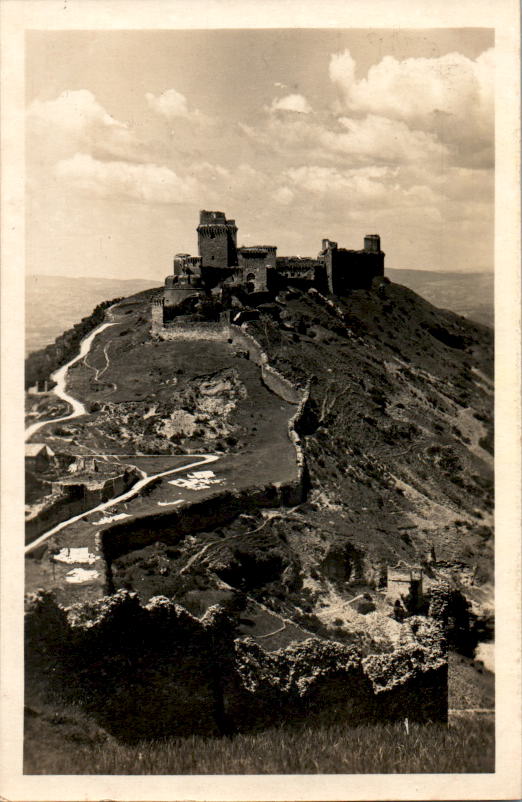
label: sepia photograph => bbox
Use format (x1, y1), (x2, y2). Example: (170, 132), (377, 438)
(1, 1), (520, 800)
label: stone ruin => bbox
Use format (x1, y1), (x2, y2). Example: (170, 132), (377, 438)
(25, 589), (447, 741)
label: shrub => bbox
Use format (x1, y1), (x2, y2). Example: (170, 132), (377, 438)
(355, 600), (376, 615)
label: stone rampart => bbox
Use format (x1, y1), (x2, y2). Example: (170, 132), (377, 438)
(99, 476), (305, 567)
(228, 325), (303, 405)
(25, 591), (448, 740)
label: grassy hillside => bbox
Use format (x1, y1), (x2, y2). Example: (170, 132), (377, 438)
(24, 709), (494, 774)
(24, 278), (494, 773)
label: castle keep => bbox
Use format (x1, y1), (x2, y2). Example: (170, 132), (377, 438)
(155, 210), (385, 329)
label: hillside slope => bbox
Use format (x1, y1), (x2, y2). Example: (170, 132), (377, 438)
(24, 278), (494, 760)
(386, 269), (493, 328)
(249, 281), (493, 582)
(63, 280), (493, 643)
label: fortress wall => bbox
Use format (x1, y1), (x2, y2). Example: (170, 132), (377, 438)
(99, 476), (305, 566)
(155, 322), (230, 342)
(227, 325), (303, 405)
(25, 470), (141, 546)
(25, 591), (448, 739)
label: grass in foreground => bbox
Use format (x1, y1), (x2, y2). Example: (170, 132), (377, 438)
(24, 713), (494, 775)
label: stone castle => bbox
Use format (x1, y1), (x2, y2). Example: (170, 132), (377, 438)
(153, 210), (385, 329)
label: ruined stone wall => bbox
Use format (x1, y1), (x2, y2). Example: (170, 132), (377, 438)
(227, 325), (304, 405)
(287, 380), (311, 488)
(25, 592), (448, 740)
(151, 301), (164, 334)
(25, 469), (141, 545)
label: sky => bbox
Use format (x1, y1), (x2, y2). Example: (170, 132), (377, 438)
(25, 28), (494, 281)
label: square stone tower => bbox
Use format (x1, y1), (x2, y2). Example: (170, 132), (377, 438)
(197, 210), (238, 268)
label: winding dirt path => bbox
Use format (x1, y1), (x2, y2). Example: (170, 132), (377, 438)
(25, 453), (219, 555)
(25, 321), (118, 442)
(25, 309), (220, 555)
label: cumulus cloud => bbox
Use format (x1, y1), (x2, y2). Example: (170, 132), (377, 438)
(55, 153), (202, 204)
(145, 88), (211, 125)
(269, 94), (312, 114)
(146, 88), (189, 118)
(330, 48), (493, 123)
(29, 89), (123, 133)
(319, 114), (447, 165)
(27, 89), (141, 162)
(283, 164), (441, 210)
(249, 110), (446, 170)
(329, 47), (494, 166)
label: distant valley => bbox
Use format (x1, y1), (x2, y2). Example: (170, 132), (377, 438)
(387, 269), (493, 328)
(25, 275), (161, 355)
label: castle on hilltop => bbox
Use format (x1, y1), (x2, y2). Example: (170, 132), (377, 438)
(153, 210), (385, 330)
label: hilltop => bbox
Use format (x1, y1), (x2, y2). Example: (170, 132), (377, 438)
(24, 277), (493, 763)
(26, 278), (493, 626)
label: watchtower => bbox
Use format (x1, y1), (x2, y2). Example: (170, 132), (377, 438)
(197, 210), (238, 268)
(364, 234), (381, 253)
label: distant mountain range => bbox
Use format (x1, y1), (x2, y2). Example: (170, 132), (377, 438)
(25, 270), (492, 356)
